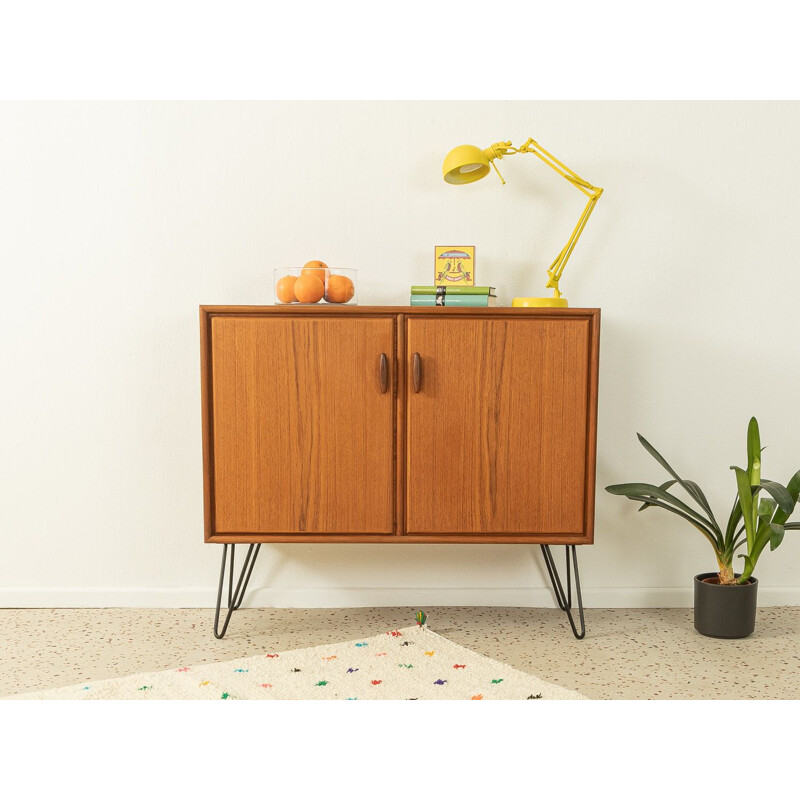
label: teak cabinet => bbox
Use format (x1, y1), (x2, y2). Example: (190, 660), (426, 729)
(200, 306), (600, 546)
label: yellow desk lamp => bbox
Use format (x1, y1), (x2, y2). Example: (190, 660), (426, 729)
(442, 138), (603, 307)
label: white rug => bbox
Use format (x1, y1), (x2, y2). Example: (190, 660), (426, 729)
(6, 625), (586, 700)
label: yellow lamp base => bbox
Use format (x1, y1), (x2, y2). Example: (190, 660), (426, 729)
(512, 296), (569, 308)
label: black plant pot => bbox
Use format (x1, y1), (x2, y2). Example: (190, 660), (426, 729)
(693, 572), (758, 639)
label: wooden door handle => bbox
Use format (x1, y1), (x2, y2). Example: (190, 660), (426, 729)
(379, 353), (389, 394)
(412, 352), (422, 393)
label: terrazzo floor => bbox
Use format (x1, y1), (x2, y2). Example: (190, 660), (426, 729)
(3, 606), (800, 699)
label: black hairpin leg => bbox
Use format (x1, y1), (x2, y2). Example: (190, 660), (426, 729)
(213, 543), (261, 639)
(540, 544), (586, 640)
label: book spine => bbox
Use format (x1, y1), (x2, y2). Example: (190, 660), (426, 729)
(409, 295), (493, 306)
(410, 286), (495, 295)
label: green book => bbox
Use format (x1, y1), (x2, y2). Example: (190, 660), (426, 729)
(411, 285), (496, 296)
(409, 294), (497, 307)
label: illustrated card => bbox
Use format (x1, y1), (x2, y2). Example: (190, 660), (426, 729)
(434, 246), (475, 286)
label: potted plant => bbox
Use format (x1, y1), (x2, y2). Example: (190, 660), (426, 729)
(606, 417), (800, 638)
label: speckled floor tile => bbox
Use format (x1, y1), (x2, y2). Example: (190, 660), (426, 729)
(2, 606), (799, 699)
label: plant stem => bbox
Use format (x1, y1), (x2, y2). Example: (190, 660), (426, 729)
(717, 560), (736, 585)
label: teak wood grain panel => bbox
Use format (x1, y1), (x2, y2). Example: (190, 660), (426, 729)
(405, 317), (591, 535)
(209, 315), (395, 534)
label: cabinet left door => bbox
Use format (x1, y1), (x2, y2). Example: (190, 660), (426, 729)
(205, 314), (396, 535)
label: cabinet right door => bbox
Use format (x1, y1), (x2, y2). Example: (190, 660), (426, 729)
(405, 316), (595, 536)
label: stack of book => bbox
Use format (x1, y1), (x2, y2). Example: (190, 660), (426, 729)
(410, 285), (497, 306)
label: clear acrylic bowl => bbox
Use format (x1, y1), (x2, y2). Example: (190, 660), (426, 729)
(273, 267), (358, 305)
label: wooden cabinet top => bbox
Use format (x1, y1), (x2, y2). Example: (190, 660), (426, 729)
(201, 305), (599, 317)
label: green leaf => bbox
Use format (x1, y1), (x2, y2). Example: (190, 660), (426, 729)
(724, 495), (744, 549)
(724, 479), (791, 549)
(606, 482), (717, 530)
(741, 521), (785, 579)
(638, 479), (677, 511)
(636, 434), (720, 528)
(605, 491), (722, 551)
(732, 466), (756, 551)
(758, 497), (777, 522)
(773, 469), (800, 525)
(724, 523), (748, 560)
(788, 469), (800, 501)
(747, 417), (761, 486)
(683, 480), (719, 528)
(770, 523), (785, 551)
(759, 480), (794, 515)
(738, 554), (756, 583)
(750, 520), (774, 563)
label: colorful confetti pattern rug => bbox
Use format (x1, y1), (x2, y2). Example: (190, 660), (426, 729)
(5, 626), (586, 701)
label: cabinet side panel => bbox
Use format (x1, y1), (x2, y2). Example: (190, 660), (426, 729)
(582, 309), (600, 543)
(210, 316), (395, 534)
(200, 308), (215, 540)
(406, 317), (590, 535)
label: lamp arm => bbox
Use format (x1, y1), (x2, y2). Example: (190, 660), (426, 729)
(485, 138), (603, 299)
(516, 138), (602, 198)
(545, 190), (602, 297)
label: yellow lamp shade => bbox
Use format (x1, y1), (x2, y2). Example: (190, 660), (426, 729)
(442, 144), (491, 184)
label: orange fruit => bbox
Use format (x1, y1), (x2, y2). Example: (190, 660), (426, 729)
(294, 274), (325, 303)
(301, 260), (329, 283)
(325, 274), (354, 304)
(275, 275), (298, 303)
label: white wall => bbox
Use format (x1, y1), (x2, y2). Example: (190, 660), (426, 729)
(2, 101), (799, 608)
